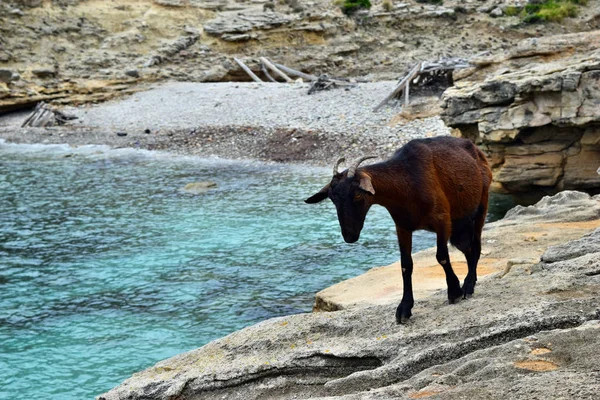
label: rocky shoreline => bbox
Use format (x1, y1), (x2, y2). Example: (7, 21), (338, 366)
(0, 81), (450, 164)
(99, 191), (600, 400)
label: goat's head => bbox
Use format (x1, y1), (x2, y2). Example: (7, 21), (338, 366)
(305, 156), (377, 243)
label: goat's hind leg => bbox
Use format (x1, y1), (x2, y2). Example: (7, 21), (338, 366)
(470, 204), (487, 290)
(436, 224), (463, 304)
(451, 216), (476, 298)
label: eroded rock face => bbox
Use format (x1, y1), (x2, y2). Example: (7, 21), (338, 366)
(441, 31), (600, 197)
(98, 192), (600, 400)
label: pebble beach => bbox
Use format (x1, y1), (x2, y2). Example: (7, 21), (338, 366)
(0, 81), (450, 165)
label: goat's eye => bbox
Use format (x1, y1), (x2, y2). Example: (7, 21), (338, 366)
(354, 192), (362, 201)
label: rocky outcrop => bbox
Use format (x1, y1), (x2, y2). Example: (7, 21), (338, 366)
(99, 191), (600, 400)
(441, 31), (600, 197)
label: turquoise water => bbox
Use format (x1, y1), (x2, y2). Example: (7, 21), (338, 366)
(0, 142), (512, 399)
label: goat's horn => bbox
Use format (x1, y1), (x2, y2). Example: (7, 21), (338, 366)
(333, 157), (345, 176)
(347, 155), (377, 178)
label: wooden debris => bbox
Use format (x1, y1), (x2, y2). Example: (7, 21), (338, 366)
(234, 57), (263, 83)
(261, 61), (277, 83)
(373, 62), (421, 112)
(308, 74), (356, 95)
(373, 58), (472, 112)
(21, 102), (78, 128)
(274, 63), (318, 81)
(259, 57), (293, 83)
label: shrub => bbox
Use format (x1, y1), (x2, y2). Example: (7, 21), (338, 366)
(522, 0), (584, 23)
(339, 0), (372, 15)
(382, 0), (393, 12)
(537, 2), (577, 21)
(504, 6), (521, 16)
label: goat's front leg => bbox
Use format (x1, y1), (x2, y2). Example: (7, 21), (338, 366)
(436, 225), (463, 304)
(395, 227), (414, 324)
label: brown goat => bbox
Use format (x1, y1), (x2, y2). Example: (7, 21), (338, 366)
(305, 137), (492, 323)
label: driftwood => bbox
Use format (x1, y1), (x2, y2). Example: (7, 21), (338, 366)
(373, 62), (421, 112)
(21, 102), (77, 128)
(261, 62), (277, 83)
(259, 57), (293, 83)
(234, 57), (263, 83)
(373, 58), (472, 112)
(274, 63), (317, 81)
(307, 74), (356, 95)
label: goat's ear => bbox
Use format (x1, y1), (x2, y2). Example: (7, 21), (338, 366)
(358, 173), (375, 195)
(305, 184), (330, 204)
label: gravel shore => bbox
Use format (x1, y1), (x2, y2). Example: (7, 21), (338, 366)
(0, 82), (450, 165)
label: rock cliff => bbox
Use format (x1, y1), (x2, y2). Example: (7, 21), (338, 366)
(99, 191), (600, 400)
(1, 0), (599, 112)
(441, 31), (600, 198)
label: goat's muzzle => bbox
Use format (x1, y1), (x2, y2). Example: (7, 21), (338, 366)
(342, 231), (360, 244)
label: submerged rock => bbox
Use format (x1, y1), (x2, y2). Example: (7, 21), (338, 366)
(181, 181), (217, 194)
(98, 191), (600, 400)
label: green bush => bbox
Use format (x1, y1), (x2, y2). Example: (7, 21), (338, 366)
(382, 0), (393, 12)
(504, 6), (521, 16)
(537, 2), (577, 21)
(339, 0), (372, 15)
(521, 0), (584, 23)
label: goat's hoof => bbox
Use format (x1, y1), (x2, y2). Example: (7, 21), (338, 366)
(448, 286), (463, 304)
(395, 304), (412, 324)
(462, 283), (475, 299)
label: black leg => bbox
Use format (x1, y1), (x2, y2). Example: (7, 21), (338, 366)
(451, 218), (476, 299)
(395, 227), (414, 324)
(436, 231), (462, 304)
(463, 205), (486, 297)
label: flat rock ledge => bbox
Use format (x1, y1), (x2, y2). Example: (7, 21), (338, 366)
(314, 191), (600, 312)
(441, 31), (600, 197)
(99, 191), (600, 400)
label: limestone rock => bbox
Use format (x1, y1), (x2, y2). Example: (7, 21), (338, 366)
(154, 0), (186, 6)
(489, 7), (503, 17)
(0, 69), (14, 83)
(32, 66), (57, 78)
(442, 31), (600, 196)
(204, 12), (292, 35)
(98, 192), (600, 400)
(503, 191), (600, 223)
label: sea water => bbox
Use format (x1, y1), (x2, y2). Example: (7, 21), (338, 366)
(0, 142), (513, 399)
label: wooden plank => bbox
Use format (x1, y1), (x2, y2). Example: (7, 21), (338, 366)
(274, 63), (317, 81)
(234, 57), (263, 83)
(260, 57), (293, 83)
(373, 62), (421, 112)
